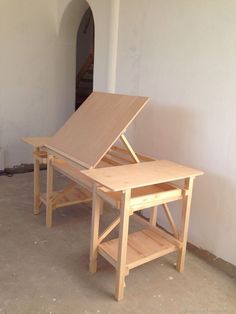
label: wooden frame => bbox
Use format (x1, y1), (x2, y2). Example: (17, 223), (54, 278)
(22, 93), (204, 302)
(22, 91), (151, 227)
(82, 160), (203, 301)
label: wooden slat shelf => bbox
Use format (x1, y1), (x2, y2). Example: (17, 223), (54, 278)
(99, 228), (177, 270)
(110, 145), (155, 162)
(40, 186), (91, 209)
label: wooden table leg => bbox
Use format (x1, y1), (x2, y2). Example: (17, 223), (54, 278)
(90, 183), (102, 274)
(176, 177), (194, 272)
(46, 155), (54, 228)
(150, 205), (158, 226)
(100, 199), (104, 215)
(33, 150), (41, 215)
(115, 189), (131, 301)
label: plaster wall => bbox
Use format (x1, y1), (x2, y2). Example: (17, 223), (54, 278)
(116, 0), (236, 265)
(87, 0), (112, 92)
(0, 0), (111, 167)
(1, 0), (235, 266)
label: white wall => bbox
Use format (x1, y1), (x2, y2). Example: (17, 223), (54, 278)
(0, 1), (59, 166)
(88, 0), (112, 92)
(0, 0), (111, 167)
(1, 0), (235, 266)
(116, 0), (236, 265)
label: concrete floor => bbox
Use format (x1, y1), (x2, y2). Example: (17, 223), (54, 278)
(0, 171), (236, 314)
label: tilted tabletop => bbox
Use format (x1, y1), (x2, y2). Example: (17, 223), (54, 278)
(22, 137), (51, 148)
(45, 92), (149, 169)
(81, 160), (204, 192)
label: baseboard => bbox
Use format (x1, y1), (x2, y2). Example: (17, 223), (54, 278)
(1, 163), (46, 176)
(187, 242), (236, 280)
(138, 212), (236, 280)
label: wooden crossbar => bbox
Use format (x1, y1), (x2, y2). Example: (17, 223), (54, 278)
(120, 135), (140, 163)
(162, 203), (179, 239)
(98, 217), (120, 244)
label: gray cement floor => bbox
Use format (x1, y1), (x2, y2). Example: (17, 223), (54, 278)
(0, 171), (236, 314)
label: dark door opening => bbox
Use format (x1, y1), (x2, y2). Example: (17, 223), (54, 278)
(75, 8), (94, 110)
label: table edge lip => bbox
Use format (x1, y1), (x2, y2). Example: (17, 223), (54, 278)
(81, 160), (204, 192)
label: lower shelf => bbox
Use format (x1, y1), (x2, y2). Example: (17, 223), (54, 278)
(40, 186), (91, 209)
(99, 228), (177, 270)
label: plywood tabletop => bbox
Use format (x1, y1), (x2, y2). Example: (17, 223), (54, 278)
(22, 137), (51, 148)
(45, 92), (149, 169)
(81, 160), (204, 191)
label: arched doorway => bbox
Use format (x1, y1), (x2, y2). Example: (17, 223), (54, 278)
(75, 8), (94, 110)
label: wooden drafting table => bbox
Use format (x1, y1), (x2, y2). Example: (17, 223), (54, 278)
(82, 160), (203, 301)
(22, 92), (151, 227)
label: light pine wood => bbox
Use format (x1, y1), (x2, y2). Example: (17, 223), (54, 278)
(33, 150), (47, 164)
(97, 183), (182, 212)
(99, 228), (177, 270)
(115, 189), (131, 301)
(53, 159), (91, 189)
(23, 135), (149, 227)
(98, 217), (120, 244)
(21, 93), (202, 305)
(40, 185), (91, 209)
(89, 184), (102, 274)
(107, 150), (135, 164)
(120, 134), (140, 163)
(110, 145), (155, 162)
(177, 177), (194, 272)
(129, 186), (182, 212)
(162, 203), (179, 239)
(44, 145), (90, 170)
(133, 214), (182, 248)
(103, 150), (135, 165)
(21, 92), (150, 228)
(51, 182), (76, 202)
(150, 206), (158, 226)
(105, 145), (155, 166)
(22, 138), (48, 216)
(46, 155), (54, 228)
(22, 137), (51, 148)
(99, 199), (104, 215)
(41, 145), (155, 223)
(86, 159), (203, 301)
(101, 156), (123, 167)
(45, 92), (149, 169)
(82, 160), (203, 192)
(98, 247), (117, 269)
(34, 148), (41, 214)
